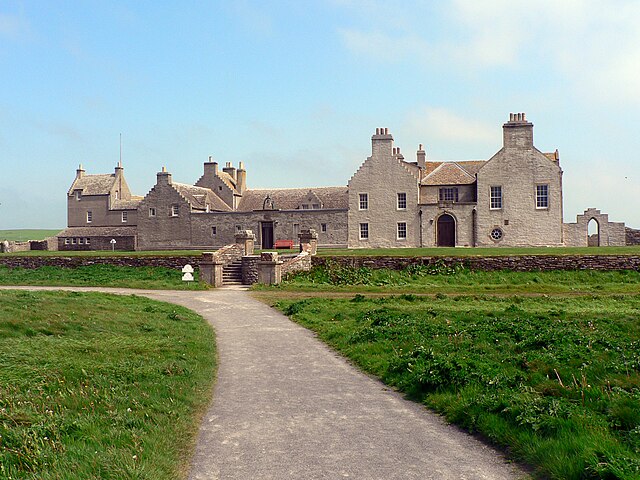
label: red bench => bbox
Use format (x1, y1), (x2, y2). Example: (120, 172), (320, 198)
(274, 239), (294, 249)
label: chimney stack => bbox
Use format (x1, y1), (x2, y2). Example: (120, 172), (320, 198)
(371, 127), (393, 158)
(236, 161), (247, 194)
(416, 144), (426, 170)
(157, 166), (172, 185)
(223, 161), (237, 182)
(503, 112), (533, 149)
(76, 164), (85, 179)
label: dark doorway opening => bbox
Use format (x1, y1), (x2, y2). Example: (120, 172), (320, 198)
(437, 214), (455, 247)
(261, 221), (274, 249)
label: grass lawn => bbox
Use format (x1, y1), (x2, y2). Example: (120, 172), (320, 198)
(254, 263), (640, 295)
(0, 290), (216, 479)
(270, 293), (640, 479)
(0, 265), (208, 290)
(316, 245), (640, 257)
(0, 230), (62, 242)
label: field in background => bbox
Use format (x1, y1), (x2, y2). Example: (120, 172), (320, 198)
(0, 229), (61, 241)
(0, 290), (216, 479)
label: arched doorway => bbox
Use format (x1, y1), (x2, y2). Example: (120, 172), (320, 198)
(587, 218), (599, 247)
(437, 214), (456, 247)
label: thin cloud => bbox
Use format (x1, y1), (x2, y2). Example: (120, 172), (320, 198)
(405, 107), (495, 145)
(0, 12), (29, 39)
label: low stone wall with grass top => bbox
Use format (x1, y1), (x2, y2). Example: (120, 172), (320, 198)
(312, 255), (640, 271)
(0, 255), (202, 270)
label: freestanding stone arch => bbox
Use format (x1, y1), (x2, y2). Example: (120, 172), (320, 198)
(563, 208), (625, 247)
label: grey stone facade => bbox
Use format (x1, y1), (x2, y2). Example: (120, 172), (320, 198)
(61, 113), (626, 250)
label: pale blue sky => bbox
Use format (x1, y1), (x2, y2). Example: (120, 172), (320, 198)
(1, 0), (639, 229)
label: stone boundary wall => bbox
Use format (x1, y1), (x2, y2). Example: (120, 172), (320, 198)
(0, 255), (202, 270)
(281, 252), (312, 277)
(627, 227), (640, 246)
(312, 255), (640, 271)
(2, 253), (640, 272)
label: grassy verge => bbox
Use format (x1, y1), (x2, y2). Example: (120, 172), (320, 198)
(316, 246), (640, 256)
(2, 250), (205, 257)
(271, 293), (640, 479)
(0, 290), (216, 479)
(0, 265), (208, 290)
(0, 229), (61, 241)
(253, 264), (640, 295)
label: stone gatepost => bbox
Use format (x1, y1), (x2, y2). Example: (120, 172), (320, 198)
(258, 252), (282, 285)
(200, 252), (224, 287)
(298, 228), (318, 255)
(235, 229), (256, 255)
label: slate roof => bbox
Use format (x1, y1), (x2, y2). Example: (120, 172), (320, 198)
(421, 161), (486, 186)
(237, 187), (349, 211)
(68, 174), (116, 196)
(172, 183), (232, 212)
(112, 196), (143, 210)
(217, 171), (237, 190)
(58, 226), (137, 237)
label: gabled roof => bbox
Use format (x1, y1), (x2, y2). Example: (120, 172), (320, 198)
(172, 182), (232, 212)
(68, 174), (116, 196)
(421, 161), (485, 186)
(236, 187), (348, 211)
(217, 171), (237, 191)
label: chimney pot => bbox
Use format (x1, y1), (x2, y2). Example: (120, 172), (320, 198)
(384, 128), (388, 135)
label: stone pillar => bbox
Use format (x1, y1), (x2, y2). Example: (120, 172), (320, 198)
(298, 228), (318, 255)
(200, 252), (224, 287)
(235, 229), (256, 255)
(258, 252), (282, 285)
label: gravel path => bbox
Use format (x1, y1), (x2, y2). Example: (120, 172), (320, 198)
(1, 286), (528, 479)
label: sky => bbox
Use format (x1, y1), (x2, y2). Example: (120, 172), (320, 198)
(1, 0), (639, 229)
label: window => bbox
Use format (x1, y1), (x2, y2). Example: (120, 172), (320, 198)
(397, 222), (407, 239)
(72, 238), (77, 244)
(359, 223), (369, 240)
(218, 186), (223, 191)
(321, 223), (327, 233)
(312, 204), (320, 209)
(359, 193), (368, 210)
(171, 205), (179, 217)
(115, 191), (119, 200)
(121, 211), (127, 223)
(149, 207), (156, 217)
(536, 184), (549, 208)
(78, 238), (84, 245)
(64, 238), (70, 245)
(302, 204), (310, 209)
(439, 187), (459, 202)
(212, 226), (217, 236)
(206, 204), (210, 213)
(490, 228), (504, 241)
(85, 238), (90, 245)
(490, 186), (502, 209)
(75, 191), (81, 201)
(86, 211), (92, 223)
(397, 192), (407, 209)
(235, 225), (242, 231)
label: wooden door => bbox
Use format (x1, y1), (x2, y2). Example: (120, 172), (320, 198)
(437, 214), (455, 247)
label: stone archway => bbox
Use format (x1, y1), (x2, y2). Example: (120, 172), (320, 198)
(437, 214), (456, 247)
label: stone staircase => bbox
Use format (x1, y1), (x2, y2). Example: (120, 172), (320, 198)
(222, 259), (243, 285)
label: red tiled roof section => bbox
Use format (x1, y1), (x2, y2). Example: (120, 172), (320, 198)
(422, 161), (485, 186)
(237, 187), (348, 211)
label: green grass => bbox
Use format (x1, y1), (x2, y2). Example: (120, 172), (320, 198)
(0, 229), (62, 242)
(272, 293), (640, 479)
(316, 245), (640, 257)
(255, 263), (640, 295)
(0, 290), (216, 479)
(0, 265), (209, 290)
(2, 250), (206, 257)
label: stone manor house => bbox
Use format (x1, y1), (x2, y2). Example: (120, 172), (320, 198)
(58, 113), (626, 251)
